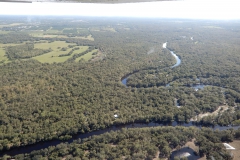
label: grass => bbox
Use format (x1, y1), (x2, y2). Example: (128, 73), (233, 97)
(0, 42), (25, 64)
(31, 33), (94, 41)
(34, 41), (70, 50)
(33, 41), (77, 63)
(0, 42), (25, 48)
(75, 49), (98, 62)
(0, 40), (95, 64)
(32, 34), (68, 38)
(76, 35), (94, 41)
(203, 26), (223, 29)
(0, 23), (23, 28)
(33, 41), (89, 63)
(0, 30), (11, 34)
(45, 29), (62, 33)
(103, 27), (116, 32)
(0, 48), (9, 64)
(91, 27), (116, 33)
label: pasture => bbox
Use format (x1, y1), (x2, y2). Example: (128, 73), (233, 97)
(33, 41), (89, 63)
(75, 49), (98, 62)
(0, 40), (95, 64)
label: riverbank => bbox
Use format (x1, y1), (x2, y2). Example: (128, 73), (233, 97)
(1, 120), (239, 157)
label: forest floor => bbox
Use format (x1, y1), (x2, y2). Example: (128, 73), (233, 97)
(229, 140), (240, 160)
(190, 105), (229, 121)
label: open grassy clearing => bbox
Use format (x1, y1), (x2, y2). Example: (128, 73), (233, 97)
(75, 49), (98, 62)
(45, 29), (62, 33)
(33, 41), (78, 63)
(31, 33), (94, 41)
(0, 48), (10, 63)
(32, 34), (67, 38)
(0, 23), (23, 28)
(203, 26), (223, 29)
(0, 42), (26, 64)
(0, 42), (25, 48)
(0, 30), (11, 34)
(76, 34), (94, 41)
(34, 41), (71, 50)
(33, 48), (73, 63)
(72, 46), (89, 55)
(0, 40), (95, 63)
(103, 27), (116, 32)
(33, 41), (89, 63)
(91, 27), (116, 32)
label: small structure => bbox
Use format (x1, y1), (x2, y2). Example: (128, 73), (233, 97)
(162, 42), (167, 48)
(170, 147), (200, 160)
(114, 114), (118, 118)
(223, 143), (235, 150)
(195, 88), (198, 92)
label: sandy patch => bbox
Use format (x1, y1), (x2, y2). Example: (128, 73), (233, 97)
(191, 105), (229, 121)
(153, 151), (160, 160)
(229, 140), (240, 160)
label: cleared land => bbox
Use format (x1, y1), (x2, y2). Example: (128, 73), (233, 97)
(0, 23), (23, 28)
(32, 34), (94, 41)
(33, 41), (89, 63)
(190, 105), (230, 121)
(229, 140), (240, 160)
(0, 48), (9, 63)
(30, 30), (94, 41)
(0, 42), (26, 64)
(0, 30), (11, 34)
(0, 40), (96, 64)
(75, 49), (98, 62)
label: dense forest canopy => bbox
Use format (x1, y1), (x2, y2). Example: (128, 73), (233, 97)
(0, 16), (240, 159)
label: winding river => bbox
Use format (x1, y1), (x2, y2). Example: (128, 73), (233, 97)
(1, 121), (239, 157)
(121, 44), (181, 86)
(1, 43), (239, 157)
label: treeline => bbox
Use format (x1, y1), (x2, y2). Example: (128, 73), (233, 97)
(0, 33), (33, 44)
(67, 46), (97, 62)
(4, 126), (239, 160)
(58, 47), (80, 57)
(5, 43), (52, 60)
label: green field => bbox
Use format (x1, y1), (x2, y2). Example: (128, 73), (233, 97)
(31, 32), (94, 41)
(0, 42), (25, 64)
(0, 30), (11, 34)
(0, 48), (9, 63)
(75, 49), (98, 62)
(0, 23), (23, 28)
(0, 42), (25, 48)
(203, 26), (223, 29)
(33, 41), (89, 63)
(0, 40), (95, 64)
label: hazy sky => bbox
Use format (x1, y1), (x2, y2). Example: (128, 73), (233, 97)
(0, 0), (239, 20)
